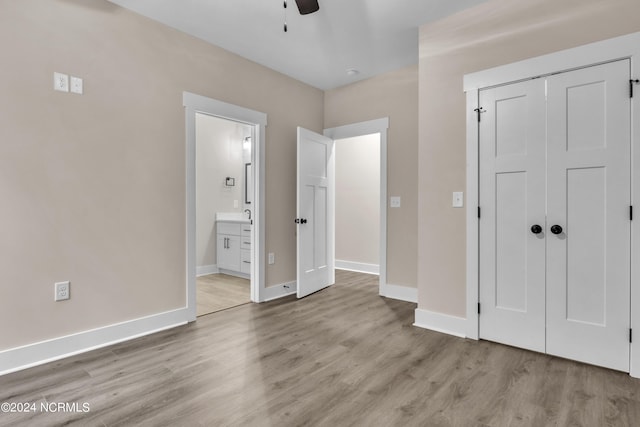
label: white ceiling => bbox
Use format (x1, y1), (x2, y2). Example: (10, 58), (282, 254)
(107, 0), (486, 90)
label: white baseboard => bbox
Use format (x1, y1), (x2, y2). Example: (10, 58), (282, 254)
(218, 268), (250, 280)
(263, 281), (297, 302)
(335, 260), (380, 275)
(413, 308), (467, 338)
(196, 264), (218, 277)
(381, 283), (418, 303)
(0, 308), (190, 376)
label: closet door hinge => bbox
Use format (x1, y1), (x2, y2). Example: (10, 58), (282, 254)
(631, 79), (639, 98)
(630, 328), (633, 343)
(478, 302), (481, 315)
(473, 107), (486, 122)
(478, 206), (481, 219)
(631, 205), (633, 221)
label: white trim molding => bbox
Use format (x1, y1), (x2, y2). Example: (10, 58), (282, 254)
(335, 260), (380, 275)
(464, 31), (640, 377)
(0, 308), (189, 376)
(413, 309), (466, 339)
(196, 264), (219, 277)
(381, 283), (417, 303)
(263, 281), (297, 302)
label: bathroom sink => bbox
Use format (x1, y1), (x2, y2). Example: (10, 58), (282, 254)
(216, 212), (251, 223)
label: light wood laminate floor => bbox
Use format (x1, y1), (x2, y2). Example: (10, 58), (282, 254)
(197, 273), (250, 317)
(2, 270), (640, 426)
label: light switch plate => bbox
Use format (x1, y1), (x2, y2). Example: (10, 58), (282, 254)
(390, 196), (401, 208)
(452, 192), (464, 208)
(54, 72), (69, 92)
(70, 76), (83, 94)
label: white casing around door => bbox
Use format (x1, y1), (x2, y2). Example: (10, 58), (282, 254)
(297, 127), (335, 298)
(479, 59), (631, 372)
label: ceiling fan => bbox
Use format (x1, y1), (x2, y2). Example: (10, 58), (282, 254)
(283, 0), (319, 32)
(294, 0), (319, 15)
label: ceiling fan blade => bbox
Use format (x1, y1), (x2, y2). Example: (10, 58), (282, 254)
(295, 0), (319, 15)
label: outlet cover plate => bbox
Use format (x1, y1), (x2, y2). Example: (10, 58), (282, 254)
(54, 72), (69, 92)
(55, 281), (70, 301)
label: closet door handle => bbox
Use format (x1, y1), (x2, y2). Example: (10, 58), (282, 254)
(550, 225), (563, 235)
(530, 225), (542, 234)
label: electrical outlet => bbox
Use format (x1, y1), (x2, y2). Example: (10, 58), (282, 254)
(268, 253), (275, 265)
(55, 281), (70, 301)
(390, 196), (401, 208)
(53, 72), (69, 92)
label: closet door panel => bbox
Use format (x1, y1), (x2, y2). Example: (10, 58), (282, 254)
(546, 60), (631, 371)
(478, 79), (547, 353)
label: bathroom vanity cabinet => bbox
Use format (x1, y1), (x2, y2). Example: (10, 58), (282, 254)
(216, 220), (251, 277)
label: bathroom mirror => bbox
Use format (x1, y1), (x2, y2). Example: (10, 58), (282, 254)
(245, 163), (252, 204)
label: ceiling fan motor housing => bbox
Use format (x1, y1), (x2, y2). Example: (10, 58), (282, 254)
(295, 0), (319, 15)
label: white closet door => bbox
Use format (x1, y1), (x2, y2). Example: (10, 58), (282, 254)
(479, 79), (547, 352)
(546, 60), (631, 371)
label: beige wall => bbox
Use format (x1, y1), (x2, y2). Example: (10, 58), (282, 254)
(0, 0), (322, 350)
(325, 65), (418, 287)
(418, 0), (640, 316)
(335, 134), (380, 266)
(196, 114), (250, 268)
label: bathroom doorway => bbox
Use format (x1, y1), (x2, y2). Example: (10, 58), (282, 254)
(195, 113), (253, 316)
(184, 92), (267, 322)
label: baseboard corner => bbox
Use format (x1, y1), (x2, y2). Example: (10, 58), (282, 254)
(413, 308), (467, 338)
(381, 283), (417, 303)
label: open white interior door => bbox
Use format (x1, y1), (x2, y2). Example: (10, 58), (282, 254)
(297, 127), (335, 298)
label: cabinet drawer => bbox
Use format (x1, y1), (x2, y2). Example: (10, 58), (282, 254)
(241, 249), (251, 274)
(217, 222), (241, 236)
(241, 236), (251, 249)
(241, 225), (252, 237)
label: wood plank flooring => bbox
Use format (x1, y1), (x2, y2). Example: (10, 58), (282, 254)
(2, 270), (640, 426)
(196, 273), (250, 317)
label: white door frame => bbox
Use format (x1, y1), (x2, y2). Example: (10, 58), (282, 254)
(183, 92), (268, 321)
(464, 31), (640, 377)
(324, 117), (390, 297)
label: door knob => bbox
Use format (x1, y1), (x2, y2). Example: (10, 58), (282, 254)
(530, 224), (542, 234)
(550, 225), (563, 235)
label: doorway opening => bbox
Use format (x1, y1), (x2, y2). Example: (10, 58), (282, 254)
(195, 113), (253, 316)
(184, 92), (267, 322)
(335, 134), (381, 276)
(323, 117), (389, 296)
